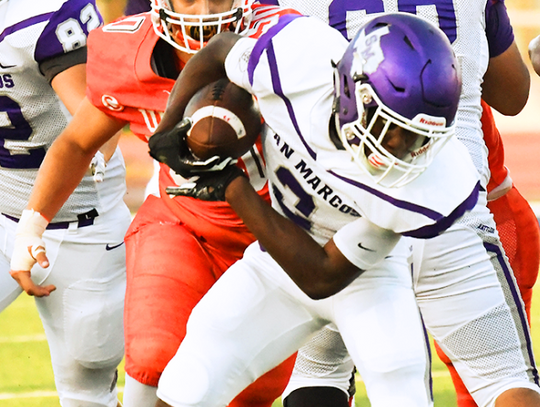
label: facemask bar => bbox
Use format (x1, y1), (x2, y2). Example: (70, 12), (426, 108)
(151, 0), (252, 54)
(337, 83), (455, 188)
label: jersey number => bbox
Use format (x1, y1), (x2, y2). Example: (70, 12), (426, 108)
(56, 3), (101, 51)
(0, 4), (101, 169)
(329, 0), (457, 43)
(0, 96), (45, 169)
(272, 166), (315, 231)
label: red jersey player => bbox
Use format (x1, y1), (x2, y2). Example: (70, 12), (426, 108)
(17, 1), (299, 406)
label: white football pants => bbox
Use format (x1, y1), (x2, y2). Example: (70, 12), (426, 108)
(157, 238), (434, 407)
(0, 201), (130, 407)
(282, 192), (540, 407)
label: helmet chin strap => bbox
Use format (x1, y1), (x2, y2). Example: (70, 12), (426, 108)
(329, 115), (345, 150)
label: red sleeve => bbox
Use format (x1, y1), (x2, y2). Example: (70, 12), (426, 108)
(482, 100), (508, 193)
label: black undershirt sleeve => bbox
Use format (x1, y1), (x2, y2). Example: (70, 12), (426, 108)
(39, 46), (87, 83)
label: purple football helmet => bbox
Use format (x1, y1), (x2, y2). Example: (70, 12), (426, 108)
(333, 12), (461, 187)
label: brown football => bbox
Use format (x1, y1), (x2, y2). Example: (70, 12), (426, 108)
(184, 78), (262, 161)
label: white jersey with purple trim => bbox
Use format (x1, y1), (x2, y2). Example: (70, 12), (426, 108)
(273, 0), (490, 187)
(225, 16), (479, 249)
(0, 0), (126, 222)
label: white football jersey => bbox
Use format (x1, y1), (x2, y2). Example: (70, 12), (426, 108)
(226, 16), (480, 247)
(272, 0), (490, 186)
(0, 0), (126, 221)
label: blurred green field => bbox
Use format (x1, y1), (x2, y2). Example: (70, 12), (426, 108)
(1, 286), (540, 407)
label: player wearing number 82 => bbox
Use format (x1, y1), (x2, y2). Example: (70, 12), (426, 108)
(0, 0), (130, 406)
(4, 1), (302, 407)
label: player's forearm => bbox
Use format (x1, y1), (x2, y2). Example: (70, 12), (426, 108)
(225, 176), (362, 299)
(27, 98), (125, 221)
(27, 138), (95, 222)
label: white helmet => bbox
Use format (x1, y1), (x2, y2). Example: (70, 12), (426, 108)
(150, 0), (254, 53)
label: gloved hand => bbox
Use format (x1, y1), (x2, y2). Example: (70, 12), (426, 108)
(10, 209), (56, 297)
(165, 164), (246, 201)
(90, 150), (106, 182)
(149, 118), (234, 178)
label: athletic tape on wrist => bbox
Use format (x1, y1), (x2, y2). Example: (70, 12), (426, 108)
(18, 209), (49, 236)
(10, 209), (49, 272)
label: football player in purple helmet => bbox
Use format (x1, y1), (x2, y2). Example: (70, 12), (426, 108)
(146, 12), (535, 407)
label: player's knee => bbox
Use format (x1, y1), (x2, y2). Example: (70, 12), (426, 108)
(64, 277), (125, 369)
(56, 366), (119, 407)
(495, 386), (540, 406)
(126, 330), (181, 386)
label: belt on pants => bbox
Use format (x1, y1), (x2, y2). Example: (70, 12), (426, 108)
(2, 208), (99, 230)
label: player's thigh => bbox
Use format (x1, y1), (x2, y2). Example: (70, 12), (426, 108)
(335, 244), (431, 407)
(124, 217), (217, 342)
(0, 217), (22, 310)
(158, 244), (325, 407)
(35, 231), (126, 369)
(414, 224), (538, 406)
(412, 223), (504, 332)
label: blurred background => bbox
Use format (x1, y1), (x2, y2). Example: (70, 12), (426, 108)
(95, 0), (540, 215)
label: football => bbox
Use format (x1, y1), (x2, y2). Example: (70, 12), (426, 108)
(184, 78), (262, 161)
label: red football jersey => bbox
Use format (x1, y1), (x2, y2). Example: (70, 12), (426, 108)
(86, 5), (300, 222)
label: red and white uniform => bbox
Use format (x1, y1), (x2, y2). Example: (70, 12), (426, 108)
(86, 5), (300, 407)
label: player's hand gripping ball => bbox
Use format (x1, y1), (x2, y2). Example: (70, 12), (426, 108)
(184, 78), (262, 160)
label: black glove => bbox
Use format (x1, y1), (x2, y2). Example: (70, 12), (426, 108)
(148, 118), (230, 178)
(165, 164), (246, 201)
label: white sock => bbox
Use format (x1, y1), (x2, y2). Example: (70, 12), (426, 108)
(122, 373), (158, 407)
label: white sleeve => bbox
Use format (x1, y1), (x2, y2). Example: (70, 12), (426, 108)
(333, 217), (401, 270)
(224, 37), (257, 94)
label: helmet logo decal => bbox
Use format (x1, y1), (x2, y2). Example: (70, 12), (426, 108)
(102, 95), (124, 112)
(414, 114), (446, 127)
(410, 143), (430, 158)
(353, 26), (389, 75)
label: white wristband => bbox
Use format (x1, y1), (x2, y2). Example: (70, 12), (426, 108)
(333, 217), (401, 270)
(10, 209), (49, 272)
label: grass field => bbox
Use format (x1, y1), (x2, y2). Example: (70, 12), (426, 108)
(1, 285), (540, 406)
